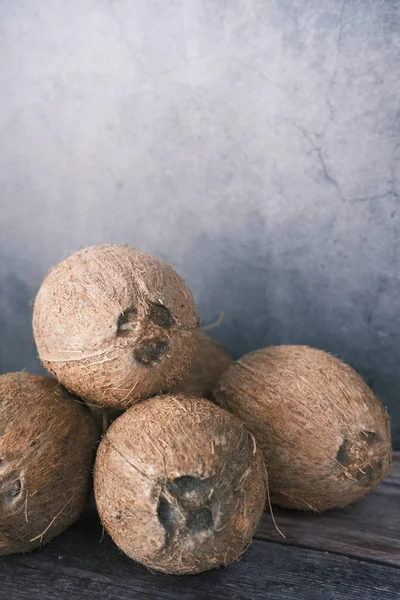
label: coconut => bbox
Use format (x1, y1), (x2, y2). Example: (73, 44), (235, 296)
(171, 332), (233, 398)
(33, 244), (199, 408)
(0, 372), (97, 555)
(89, 334), (232, 433)
(88, 331), (230, 430)
(94, 394), (266, 574)
(213, 345), (392, 511)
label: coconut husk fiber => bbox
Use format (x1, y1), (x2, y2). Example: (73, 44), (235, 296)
(213, 345), (392, 511)
(94, 394), (266, 575)
(0, 372), (98, 555)
(90, 333), (233, 434)
(171, 332), (233, 398)
(33, 244), (200, 408)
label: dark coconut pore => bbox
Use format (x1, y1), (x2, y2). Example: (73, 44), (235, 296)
(213, 345), (392, 511)
(94, 395), (267, 575)
(0, 372), (97, 555)
(33, 244), (200, 408)
(157, 476), (215, 538)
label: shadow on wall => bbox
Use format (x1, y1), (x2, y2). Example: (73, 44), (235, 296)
(0, 258), (44, 375)
(183, 214), (400, 449)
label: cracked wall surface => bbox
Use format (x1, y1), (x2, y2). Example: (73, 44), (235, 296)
(0, 0), (399, 446)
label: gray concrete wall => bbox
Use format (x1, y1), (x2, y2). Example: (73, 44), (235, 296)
(1, 0), (399, 446)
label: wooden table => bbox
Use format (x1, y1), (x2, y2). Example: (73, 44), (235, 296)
(1, 453), (399, 599)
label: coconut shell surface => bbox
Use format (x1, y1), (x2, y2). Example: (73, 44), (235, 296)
(94, 394), (266, 574)
(171, 332), (233, 398)
(0, 372), (98, 555)
(33, 244), (200, 408)
(213, 345), (392, 511)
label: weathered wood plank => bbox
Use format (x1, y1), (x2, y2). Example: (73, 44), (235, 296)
(257, 452), (400, 566)
(1, 513), (399, 600)
(0, 458), (398, 599)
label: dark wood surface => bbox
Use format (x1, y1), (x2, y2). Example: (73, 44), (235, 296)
(1, 453), (399, 600)
(257, 454), (400, 567)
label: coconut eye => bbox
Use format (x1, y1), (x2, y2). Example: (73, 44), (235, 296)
(186, 507), (213, 532)
(361, 430), (379, 444)
(133, 339), (169, 366)
(149, 302), (174, 329)
(336, 438), (351, 466)
(117, 307), (137, 335)
(2, 471), (22, 503)
(167, 475), (211, 499)
(157, 494), (178, 538)
(0, 458), (6, 474)
(9, 477), (22, 498)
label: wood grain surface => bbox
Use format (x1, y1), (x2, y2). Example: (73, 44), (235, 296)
(1, 454), (399, 600)
(257, 455), (400, 566)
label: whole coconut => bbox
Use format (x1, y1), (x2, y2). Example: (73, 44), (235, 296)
(171, 332), (233, 398)
(213, 345), (392, 511)
(94, 394), (266, 574)
(0, 372), (97, 555)
(33, 244), (199, 408)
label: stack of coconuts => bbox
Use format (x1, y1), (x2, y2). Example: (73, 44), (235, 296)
(0, 244), (392, 574)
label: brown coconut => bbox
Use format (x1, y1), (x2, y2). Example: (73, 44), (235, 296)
(89, 334), (232, 434)
(213, 345), (392, 511)
(94, 394), (266, 574)
(0, 372), (97, 555)
(33, 244), (200, 408)
(171, 332), (233, 398)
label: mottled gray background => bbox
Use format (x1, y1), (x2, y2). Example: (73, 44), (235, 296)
(0, 0), (399, 447)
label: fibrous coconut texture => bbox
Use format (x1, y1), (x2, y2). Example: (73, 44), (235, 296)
(90, 334), (233, 434)
(33, 244), (200, 408)
(213, 345), (392, 511)
(171, 332), (233, 398)
(0, 372), (97, 555)
(94, 394), (266, 574)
